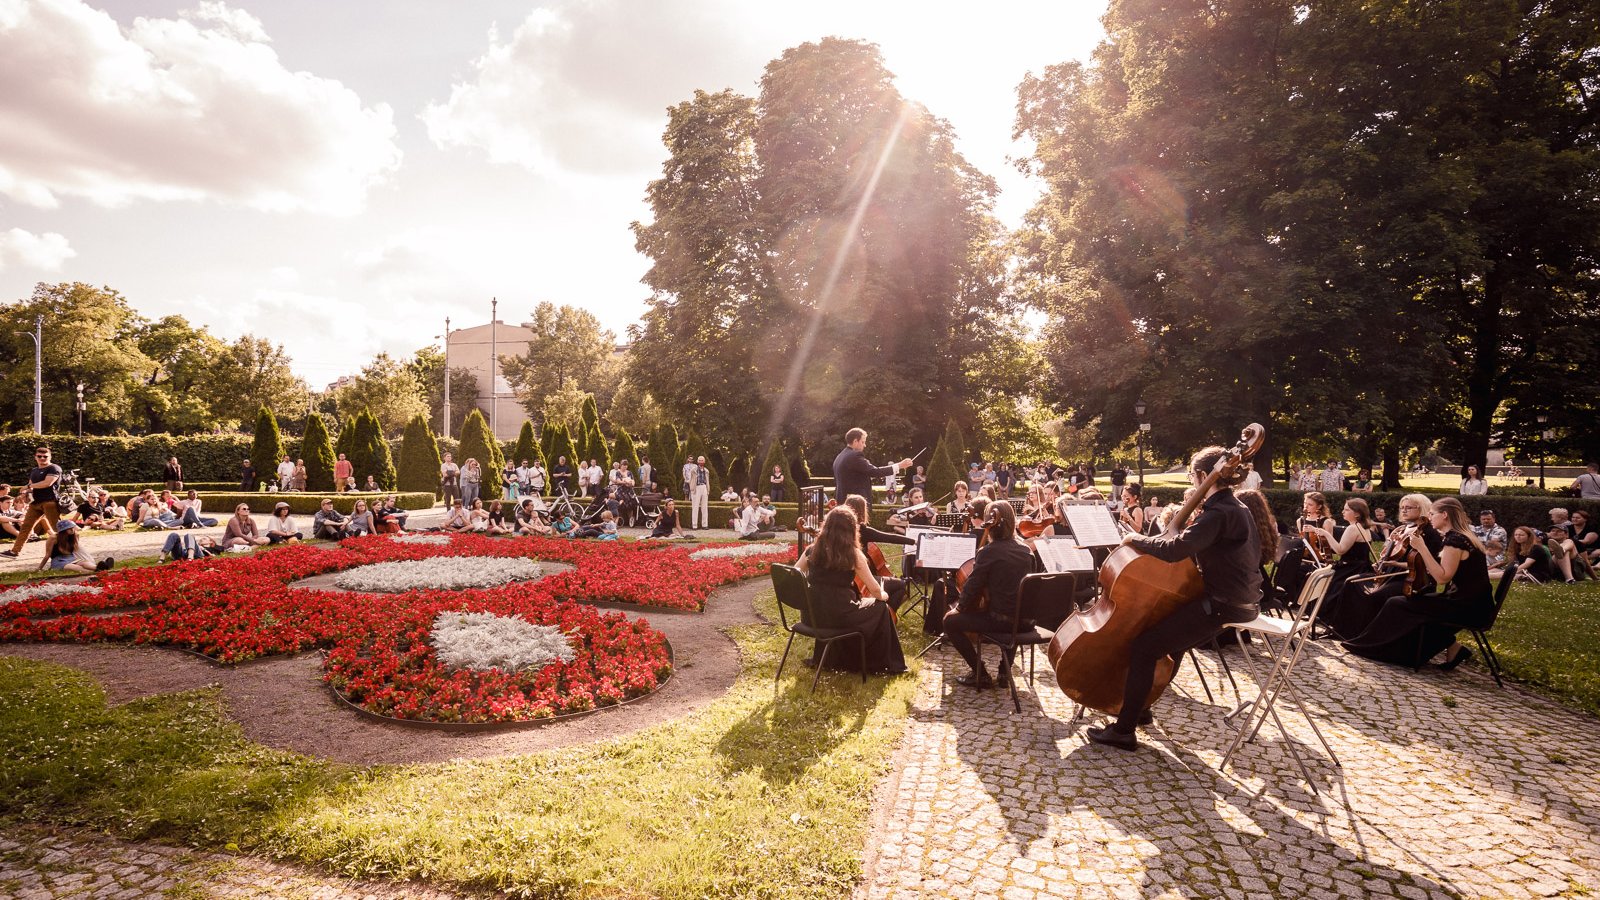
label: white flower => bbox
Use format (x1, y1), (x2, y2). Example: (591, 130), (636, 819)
(333, 557), (542, 593)
(690, 543), (787, 561)
(431, 611), (576, 673)
(389, 534), (451, 545)
(0, 582), (102, 606)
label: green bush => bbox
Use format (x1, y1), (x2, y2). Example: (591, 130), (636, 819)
(396, 414), (442, 496)
(549, 423), (578, 471)
(186, 491), (434, 515)
(0, 435), (253, 488)
(249, 407), (286, 490)
(646, 422), (680, 495)
(457, 409), (504, 484)
(586, 422), (611, 471)
(345, 410), (396, 491)
(301, 413), (336, 492)
(612, 426), (640, 478)
(512, 421), (542, 471)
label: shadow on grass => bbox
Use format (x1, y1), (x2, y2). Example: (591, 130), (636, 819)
(714, 676), (889, 786)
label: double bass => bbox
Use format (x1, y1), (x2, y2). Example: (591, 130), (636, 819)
(1046, 423), (1265, 714)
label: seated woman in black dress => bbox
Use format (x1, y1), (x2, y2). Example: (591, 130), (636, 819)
(1506, 525), (1553, 583)
(1324, 493), (1442, 639)
(1341, 497), (1493, 670)
(1273, 491), (1336, 604)
(1311, 497), (1375, 608)
(794, 505), (907, 675)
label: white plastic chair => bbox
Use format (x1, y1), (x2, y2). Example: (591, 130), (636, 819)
(1222, 565), (1340, 791)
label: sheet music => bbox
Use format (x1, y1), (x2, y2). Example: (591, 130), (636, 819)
(1034, 538), (1096, 573)
(917, 532), (977, 570)
(1063, 505), (1122, 547)
(904, 525), (945, 554)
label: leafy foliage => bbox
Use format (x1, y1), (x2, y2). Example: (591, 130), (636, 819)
(335, 353), (428, 438)
(500, 303), (616, 421)
(249, 407), (286, 489)
(301, 413), (337, 492)
(406, 346), (480, 439)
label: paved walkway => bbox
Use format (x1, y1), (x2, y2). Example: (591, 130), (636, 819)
(860, 639), (1600, 899)
(0, 825), (478, 899)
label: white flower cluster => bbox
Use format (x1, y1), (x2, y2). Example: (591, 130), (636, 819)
(333, 557), (542, 593)
(389, 533), (451, 545)
(0, 582), (102, 607)
(431, 611), (576, 673)
(689, 543), (787, 561)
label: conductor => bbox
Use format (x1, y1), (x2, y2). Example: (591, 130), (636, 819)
(833, 428), (913, 507)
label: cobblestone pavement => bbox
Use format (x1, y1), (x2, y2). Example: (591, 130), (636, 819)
(0, 825), (485, 899)
(860, 639), (1600, 900)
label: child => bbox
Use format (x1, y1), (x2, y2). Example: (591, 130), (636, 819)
(597, 510), (619, 541)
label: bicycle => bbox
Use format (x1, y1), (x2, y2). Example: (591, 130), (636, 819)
(55, 469), (96, 515)
(543, 486), (586, 525)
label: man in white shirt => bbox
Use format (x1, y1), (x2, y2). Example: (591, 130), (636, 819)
(275, 456), (295, 491)
(588, 461), (604, 495)
(577, 463), (592, 497)
(529, 461), (546, 496)
(690, 456), (710, 529)
(1320, 461), (1343, 492)
(515, 460), (533, 494)
(734, 496), (775, 540)
(1240, 466), (1262, 491)
(681, 458), (698, 502)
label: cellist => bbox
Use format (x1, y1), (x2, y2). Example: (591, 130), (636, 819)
(1087, 446), (1262, 751)
(942, 500), (1034, 689)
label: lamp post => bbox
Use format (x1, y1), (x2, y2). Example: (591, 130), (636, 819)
(440, 316), (452, 437)
(1134, 399), (1148, 486)
(489, 297), (498, 439)
(1537, 413), (1549, 490)
(14, 315), (42, 433)
(75, 383), (85, 438)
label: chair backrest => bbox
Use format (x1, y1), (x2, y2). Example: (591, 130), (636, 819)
(770, 564), (809, 630)
(1292, 565), (1337, 630)
(1483, 568), (1514, 630)
(1016, 572), (1077, 633)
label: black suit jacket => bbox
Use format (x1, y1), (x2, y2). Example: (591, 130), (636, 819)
(833, 447), (895, 505)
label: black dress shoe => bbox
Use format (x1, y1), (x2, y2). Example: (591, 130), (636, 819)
(1087, 724), (1138, 751)
(955, 669), (993, 689)
(1439, 647), (1473, 672)
(994, 667), (1012, 688)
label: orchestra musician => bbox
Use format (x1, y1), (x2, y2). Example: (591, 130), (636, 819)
(943, 500), (1035, 689)
(889, 487), (938, 578)
(946, 481), (973, 522)
(844, 493), (913, 611)
(833, 428), (913, 507)
(1272, 491), (1335, 603)
(1322, 493), (1442, 639)
(795, 505), (908, 675)
(1118, 483), (1148, 535)
(1087, 446), (1262, 751)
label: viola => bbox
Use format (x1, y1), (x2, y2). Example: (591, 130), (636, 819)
(1047, 423), (1264, 714)
(1016, 507), (1057, 540)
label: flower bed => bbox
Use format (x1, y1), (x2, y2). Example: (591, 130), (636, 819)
(332, 557), (543, 593)
(0, 534), (793, 725)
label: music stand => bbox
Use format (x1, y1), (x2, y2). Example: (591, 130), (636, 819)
(912, 531), (978, 659)
(933, 512), (966, 531)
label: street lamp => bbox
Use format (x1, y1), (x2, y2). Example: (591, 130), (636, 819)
(75, 383), (85, 438)
(13, 315), (41, 433)
(1134, 399), (1149, 486)
(1537, 413), (1549, 490)
(436, 316), (452, 437)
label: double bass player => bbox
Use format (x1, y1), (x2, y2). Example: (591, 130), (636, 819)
(1087, 446), (1262, 751)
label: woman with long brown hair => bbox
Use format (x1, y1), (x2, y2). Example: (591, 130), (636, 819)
(795, 505), (907, 675)
(1507, 525), (1552, 583)
(1342, 497), (1493, 670)
(1314, 498), (1376, 610)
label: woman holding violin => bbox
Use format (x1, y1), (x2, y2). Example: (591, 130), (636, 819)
(1342, 497), (1492, 670)
(942, 500), (1034, 689)
(1314, 497), (1376, 604)
(1087, 446), (1261, 751)
(1272, 492), (1335, 603)
(795, 505), (907, 675)
(1323, 494), (1443, 639)
(1119, 483), (1148, 535)
(843, 494), (913, 612)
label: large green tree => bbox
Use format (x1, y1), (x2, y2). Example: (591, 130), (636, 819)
(301, 412), (337, 491)
(500, 303), (615, 420)
(406, 346), (481, 438)
(397, 413), (443, 496)
(336, 353), (429, 438)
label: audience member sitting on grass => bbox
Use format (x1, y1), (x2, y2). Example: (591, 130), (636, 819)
(137, 491), (180, 529)
(80, 489), (126, 530)
(1370, 505), (1396, 540)
(486, 499), (512, 535)
(313, 498), (350, 540)
(1571, 510), (1599, 569)
(346, 500), (376, 537)
(514, 498), (551, 536)
(223, 504), (268, 550)
(266, 502), (301, 543)
(1549, 507), (1572, 532)
(552, 512), (577, 538)
(364, 475), (379, 492)
(1507, 526), (1552, 583)
(371, 496), (406, 532)
(597, 510), (619, 541)
(40, 520), (112, 573)
(648, 498), (687, 540)
(442, 500), (472, 533)
(732, 495), (777, 541)
(467, 498), (490, 532)
(174, 490), (219, 528)
(1547, 525), (1585, 584)
(0, 496), (23, 540)
(161, 532), (220, 561)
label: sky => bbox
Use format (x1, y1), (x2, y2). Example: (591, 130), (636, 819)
(0, 0), (1107, 388)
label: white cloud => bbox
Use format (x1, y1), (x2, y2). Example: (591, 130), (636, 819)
(0, 0), (402, 214)
(0, 227), (76, 271)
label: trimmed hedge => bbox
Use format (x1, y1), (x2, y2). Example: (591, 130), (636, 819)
(1256, 488), (1600, 532)
(188, 491), (435, 515)
(0, 433), (261, 486)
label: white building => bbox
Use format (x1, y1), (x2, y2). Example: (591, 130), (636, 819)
(445, 318), (534, 441)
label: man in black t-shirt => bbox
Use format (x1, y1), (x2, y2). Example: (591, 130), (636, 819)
(3, 446), (63, 560)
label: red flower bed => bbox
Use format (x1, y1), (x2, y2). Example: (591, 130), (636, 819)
(0, 535), (793, 724)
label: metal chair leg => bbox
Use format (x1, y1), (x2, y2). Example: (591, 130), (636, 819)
(858, 637), (867, 684)
(1005, 648), (1021, 713)
(1188, 648), (1216, 703)
(812, 641), (832, 694)
(775, 631), (797, 694)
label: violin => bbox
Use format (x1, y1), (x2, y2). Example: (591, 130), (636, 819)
(1016, 506), (1057, 540)
(1047, 423), (1264, 714)
(1299, 524), (1333, 564)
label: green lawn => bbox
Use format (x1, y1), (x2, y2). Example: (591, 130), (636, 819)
(1490, 580), (1600, 716)
(0, 582), (925, 899)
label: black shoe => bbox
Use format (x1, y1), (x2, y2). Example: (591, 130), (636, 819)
(1087, 724), (1139, 751)
(1439, 647), (1472, 672)
(0, 549), (16, 559)
(955, 669), (993, 689)
(95, 557), (114, 571)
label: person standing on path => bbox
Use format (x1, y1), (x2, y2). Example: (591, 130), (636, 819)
(2, 446), (62, 560)
(162, 456), (183, 492)
(691, 456), (711, 530)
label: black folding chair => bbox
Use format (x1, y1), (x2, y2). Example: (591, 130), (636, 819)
(770, 564), (867, 694)
(979, 572), (1076, 713)
(1414, 571), (1514, 686)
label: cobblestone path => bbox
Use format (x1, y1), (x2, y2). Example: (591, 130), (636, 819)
(0, 826), (484, 899)
(860, 640), (1600, 900)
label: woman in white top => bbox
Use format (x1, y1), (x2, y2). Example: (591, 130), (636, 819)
(467, 498), (491, 531)
(1459, 465), (1488, 496)
(265, 502), (301, 543)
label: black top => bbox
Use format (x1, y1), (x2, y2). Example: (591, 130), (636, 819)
(1127, 489), (1263, 611)
(28, 464), (62, 504)
(163, 461), (182, 480)
(652, 508), (679, 536)
(1515, 542), (1553, 582)
(1441, 531), (1494, 625)
(240, 464), (256, 489)
(552, 465), (571, 490)
(833, 446), (895, 504)
(960, 537), (1035, 622)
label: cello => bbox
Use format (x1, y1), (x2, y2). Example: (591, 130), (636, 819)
(1046, 423), (1265, 714)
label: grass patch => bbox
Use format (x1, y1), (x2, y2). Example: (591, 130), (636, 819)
(0, 579), (924, 898)
(0, 554), (164, 586)
(1489, 580), (1600, 716)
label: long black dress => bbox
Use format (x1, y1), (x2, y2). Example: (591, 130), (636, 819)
(1272, 515), (1335, 607)
(807, 566), (907, 674)
(1342, 532), (1494, 666)
(1322, 522), (1443, 639)
(1322, 523), (1375, 608)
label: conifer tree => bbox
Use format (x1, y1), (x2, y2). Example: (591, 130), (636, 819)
(397, 413), (443, 496)
(580, 394), (600, 436)
(550, 424), (579, 490)
(761, 440), (797, 507)
(513, 421), (540, 470)
(335, 414), (357, 461)
(249, 405), (285, 491)
(538, 421), (557, 465)
(302, 412), (337, 492)
(612, 427), (641, 478)
(362, 410), (398, 490)
(587, 421), (612, 472)
(458, 409), (505, 485)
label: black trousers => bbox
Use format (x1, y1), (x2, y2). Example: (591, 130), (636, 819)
(1117, 597), (1256, 730)
(943, 609), (1011, 674)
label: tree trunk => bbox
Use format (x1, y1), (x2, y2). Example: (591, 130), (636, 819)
(1461, 266), (1505, 475)
(1380, 443), (1402, 491)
